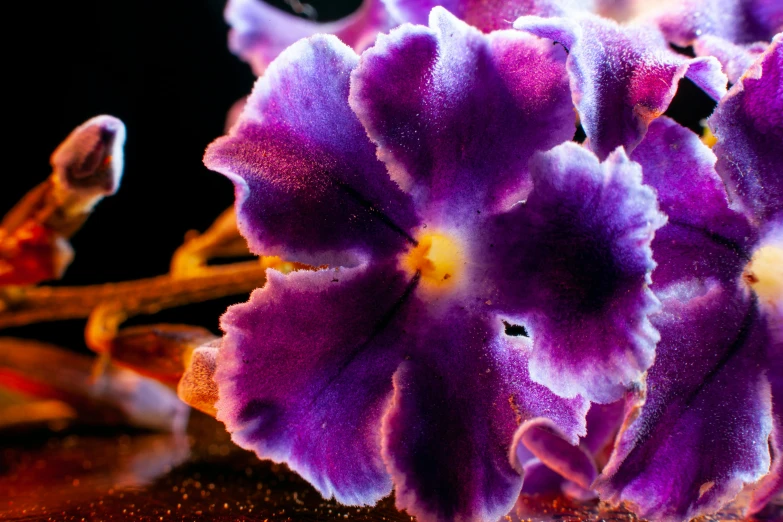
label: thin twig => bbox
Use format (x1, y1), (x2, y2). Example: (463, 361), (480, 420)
(0, 260), (268, 329)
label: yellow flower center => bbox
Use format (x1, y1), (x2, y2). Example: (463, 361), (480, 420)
(401, 232), (462, 292)
(743, 245), (783, 309)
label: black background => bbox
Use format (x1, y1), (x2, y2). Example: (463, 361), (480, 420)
(3, 1), (359, 349)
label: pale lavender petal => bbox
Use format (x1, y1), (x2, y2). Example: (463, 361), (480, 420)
(205, 36), (419, 266)
(514, 14), (727, 159)
(656, 0), (783, 48)
(226, 0), (392, 75)
(216, 262), (416, 505)
(382, 309), (588, 522)
(709, 35), (783, 226)
(351, 8), (573, 225)
(382, 0), (589, 32)
(630, 117), (756, 288)
(595, 282), (774, 521)
(486, 143), (665, 403)
(693, 36), (768, 83)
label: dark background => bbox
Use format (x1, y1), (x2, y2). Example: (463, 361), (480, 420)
(3, 0), (712, 351)
(3, 0), (359, 349)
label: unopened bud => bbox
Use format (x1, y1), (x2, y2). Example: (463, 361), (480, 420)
(50, 115), (126, 206)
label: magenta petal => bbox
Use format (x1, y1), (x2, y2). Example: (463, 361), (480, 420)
(487, 143), (665, 403)
(205, 36), (418, 266)
(216, 262), (419, 505)
(630, 117), (756, 287)
(350, 8), (573, 223)
(226, 0), (391, 75)
(595, 283), (774, 521)
(514, 14), (727, 159)
(382, 311), (587, 522)
(709, 36), (783, 226)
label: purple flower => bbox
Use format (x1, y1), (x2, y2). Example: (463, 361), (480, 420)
(481, 36), (782, 520)
(592, 38), (782, 521)
(226, 0), (393, 75)
(204, 8), (666, 520)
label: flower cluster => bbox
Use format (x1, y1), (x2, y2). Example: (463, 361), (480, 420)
(186, 1), (782, 521)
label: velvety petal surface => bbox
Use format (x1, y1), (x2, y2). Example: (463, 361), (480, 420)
(216, 262), (417, 505)
(630, 117), (755, 287)
(226, 0), (391, 75)
(382, 0), (589, 31)
(382, 308), (588, 522)
(485, 143), (665, 403)
(709, 35), (783, 226)
(514, 14), (727, 159)
(350, 7), (573, 224)
(205, 36), (419, 267)
(693, 36), (768, 84)
(656, 0), (783, 48)
(595, 282), (774, 522)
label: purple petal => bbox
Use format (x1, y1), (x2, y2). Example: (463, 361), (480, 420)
(693, 36), (768, 84)
(511, 401), (624, 497)
(518, 459), (567, 495)
(656, 0), (783, 48)
(514, 14), (727, 159)
(226, 0), (392, 75)
(751, 238), (783, 513)
(486, 143), (665, 403)
(709, 35), (783, 226)
(582, 400), (625, 458)
(204, 36), (419, 267)
(216, 262), (417, 505)
(512, 418), (597, 490)
(629, 117), (756, 288)
(382, 310), (587, 522)
(382, 0), (587, 32)
(350, 8), (573, 224)
(595, 282), (774, 521)
(750, 413), (782, 514)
